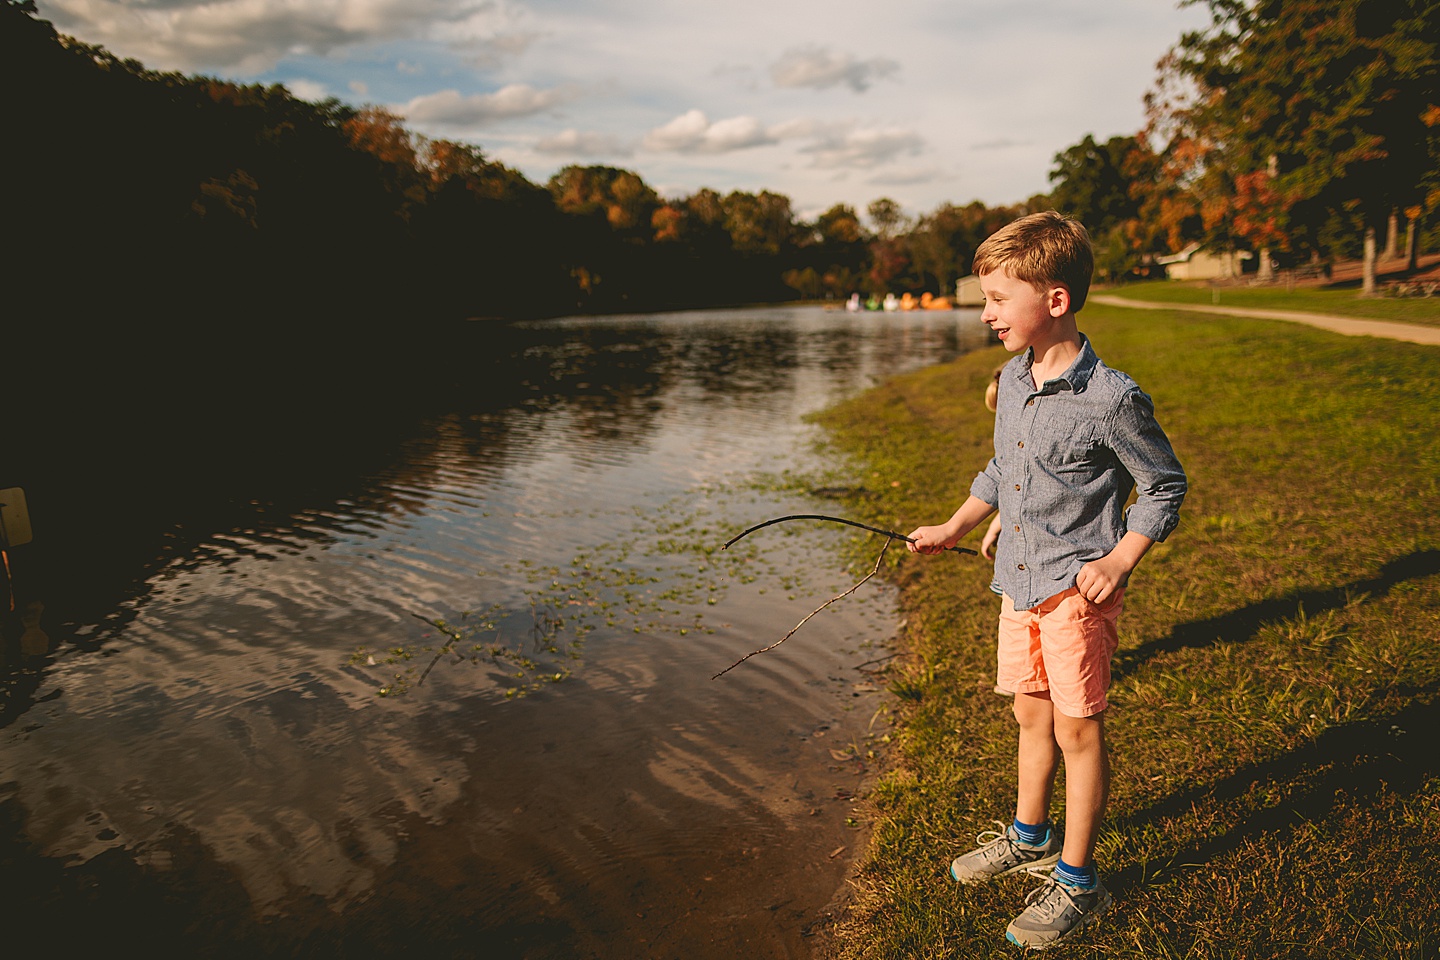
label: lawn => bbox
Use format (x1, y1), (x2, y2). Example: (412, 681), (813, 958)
(808, 305), (1440, 959)
(1100, 280), (1440, 327)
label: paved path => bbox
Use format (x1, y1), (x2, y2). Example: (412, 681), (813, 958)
(1090, 294), (1440, 346)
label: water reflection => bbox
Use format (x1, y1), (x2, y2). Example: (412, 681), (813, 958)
(1, 305), (991, 956)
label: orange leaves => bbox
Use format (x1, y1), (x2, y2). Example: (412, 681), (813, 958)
(342, 106), (416, 169)
(1230, 170), (1293, 249)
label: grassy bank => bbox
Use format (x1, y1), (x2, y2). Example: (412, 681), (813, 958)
(1102, 280), (1440, 327)
(809, 306), (1440, 958)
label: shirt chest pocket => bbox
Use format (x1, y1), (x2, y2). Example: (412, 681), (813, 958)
(1034, 418), (1105, 476)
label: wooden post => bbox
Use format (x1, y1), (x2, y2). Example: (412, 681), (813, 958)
(1362, 227), (1377, 297)
(1383, 208), (1400, 261)
(1406, 213), (1419, 271)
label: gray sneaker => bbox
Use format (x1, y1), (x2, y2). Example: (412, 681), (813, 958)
(948, 821), (1061, 884)
(1004, 871), (1113, 950)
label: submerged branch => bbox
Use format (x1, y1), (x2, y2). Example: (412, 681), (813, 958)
(412, 613), (462, 686)
(713, 538), (892, 679)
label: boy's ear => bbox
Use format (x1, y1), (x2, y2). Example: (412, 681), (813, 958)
(1046, 284), (1072, 317)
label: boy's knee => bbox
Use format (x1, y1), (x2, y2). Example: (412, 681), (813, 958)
(1052, 710), (1105, 754)
(1012, 690), (1054, 729)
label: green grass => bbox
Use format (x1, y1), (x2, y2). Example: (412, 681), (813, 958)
(809, 306), (1440, 959)
(1100, 280), (1440, 327)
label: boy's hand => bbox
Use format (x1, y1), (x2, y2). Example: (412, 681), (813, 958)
(981, 516), (1002, 560)
(907, 497), (995, 556)
(1075, 555), (1130, 603)
(1076, 531), (1156, 603)
(906, 525), (955, 555)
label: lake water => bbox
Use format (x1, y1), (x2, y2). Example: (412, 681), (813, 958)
(1, 304), (991, 958)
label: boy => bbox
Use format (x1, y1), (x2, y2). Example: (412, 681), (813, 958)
(907, 211), (1186, 949)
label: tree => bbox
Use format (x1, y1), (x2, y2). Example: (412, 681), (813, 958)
(866, 197), (907, 241)
(1153, 0), (1440, 284)
(803, 204), (868, 297)
(547, 165), (661, 238)
(814, 203), (865, 245)
(721, 190), (798, 257)
(1048, 135), (1141, 239)
(1049, 134), (1160, 279)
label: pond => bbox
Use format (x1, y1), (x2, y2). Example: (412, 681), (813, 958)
(1, 304), (992, 958)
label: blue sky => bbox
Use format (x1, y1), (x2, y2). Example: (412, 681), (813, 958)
(36, 0), (1212, 223)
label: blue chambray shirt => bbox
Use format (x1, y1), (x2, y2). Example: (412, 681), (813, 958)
(970, 335), (1187, 610)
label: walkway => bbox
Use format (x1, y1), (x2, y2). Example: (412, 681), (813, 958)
(1090, 294), (1440, 346)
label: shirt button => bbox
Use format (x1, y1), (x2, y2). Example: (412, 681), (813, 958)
(1013, 525), (1020, 532)
(1017, 441), (1024, 448)
(1014, 484), (1021, 491)
(1017, 563), (1026, 570)
(1026, 399), (1034, 406)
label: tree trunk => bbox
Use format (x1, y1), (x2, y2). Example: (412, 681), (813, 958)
(1382, 208), (1400, 261)
(1362, 226), (1377, 297)
(1257, 245), (1273, 281)
(1407, 218), (1419, 271)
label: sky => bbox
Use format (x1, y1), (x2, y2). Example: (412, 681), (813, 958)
(34, 0), (1213, 223)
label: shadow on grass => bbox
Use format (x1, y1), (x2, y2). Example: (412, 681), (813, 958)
(1107, 682), (1439, 896)
(1113, 549), (1440, 682)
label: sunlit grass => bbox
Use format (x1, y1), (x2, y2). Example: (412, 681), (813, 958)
(1101, 279), (1440, 326)
(810, 305), (1440, 959)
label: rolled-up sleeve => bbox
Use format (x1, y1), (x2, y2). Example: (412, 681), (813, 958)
(971, 455), (1002, 507)
(1109, 387), (1186, 542)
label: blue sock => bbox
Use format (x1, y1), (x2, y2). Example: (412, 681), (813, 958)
(1011, 817), (1049, 846)
(1054, 857), (1098, 889)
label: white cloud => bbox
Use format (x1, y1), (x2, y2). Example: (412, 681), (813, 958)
(972, 138), (1031, 151)
(33, 0), (1217, 212)
(798, 125), (925, 170)
(40, 0), (505, 73)
(641, 110), (778, 154)
(400, 83), (579, 126)
(285, 78), (329, 101)
(770, 46), (899, 93)
(535, 129), (634, 157)
(868, 165), (948, 187)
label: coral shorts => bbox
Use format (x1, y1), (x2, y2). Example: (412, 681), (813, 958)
(995, 586), (1125, 719)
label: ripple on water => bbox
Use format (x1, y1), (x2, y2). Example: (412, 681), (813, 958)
(3, 305), (982, 955)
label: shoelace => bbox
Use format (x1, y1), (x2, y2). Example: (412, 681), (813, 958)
(971, 821), (1025, 863)
(973, 821), (1010, 845)
(1018, 866), (1091, 920)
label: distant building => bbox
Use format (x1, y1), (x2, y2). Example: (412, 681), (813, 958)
(1156, 243), (1252, 281)
(955, 275), (983, 306)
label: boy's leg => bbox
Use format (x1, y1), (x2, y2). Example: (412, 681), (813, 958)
(1004, 589), (1120, 949)
(1052, 709), (1108, 870)
(1035, 585), (1122, 868)
(950, 607), (1063, 884)
(1013, 690), (1058, 826)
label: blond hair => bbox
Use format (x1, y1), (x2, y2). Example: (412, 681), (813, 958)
(985, 364), (1003, 412)
(972, 211), (1094, 312)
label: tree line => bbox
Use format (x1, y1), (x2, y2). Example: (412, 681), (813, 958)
(4, 1), (1021, 327)
(1052, 0), (1439, 289)
(6, 0), (1436, 333)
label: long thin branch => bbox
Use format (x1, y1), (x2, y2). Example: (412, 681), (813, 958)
(723, 514), (976, 555)
(412, 613), (461, 686)
(713, 538), (892, 679)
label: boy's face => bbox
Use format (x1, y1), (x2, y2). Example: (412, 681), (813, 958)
(979, 267), (1069, 354)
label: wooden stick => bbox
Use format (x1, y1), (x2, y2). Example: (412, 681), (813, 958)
(723, 514), (976, 555)
(713, 538), (892, 679)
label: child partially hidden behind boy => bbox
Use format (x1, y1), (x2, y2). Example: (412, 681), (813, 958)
(907, 211), (1186, 949)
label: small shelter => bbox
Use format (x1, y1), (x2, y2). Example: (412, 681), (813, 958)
(955, 275), (983, 306)
(1156, 243), (1252, 281)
